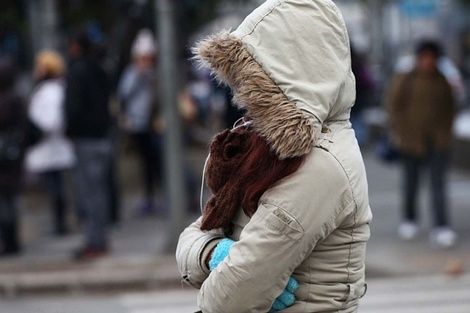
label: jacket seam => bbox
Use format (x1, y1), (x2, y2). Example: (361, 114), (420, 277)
(325, 149), (359, 308)
(342, 203), (357, 309)
(239, 0), (285, 41)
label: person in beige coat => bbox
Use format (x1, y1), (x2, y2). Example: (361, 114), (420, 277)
(176, 0), (372, 312)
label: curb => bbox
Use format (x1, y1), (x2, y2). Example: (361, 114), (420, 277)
(0, 255), (182, 297)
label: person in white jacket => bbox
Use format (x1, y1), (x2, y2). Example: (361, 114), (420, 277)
(118, 29), (161, 215)
(25, 50), (76, 235)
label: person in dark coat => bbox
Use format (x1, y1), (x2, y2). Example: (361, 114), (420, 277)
(64, 31), (113, 260)
(0, 58), (26, 256)
(386, 40), (457, 248)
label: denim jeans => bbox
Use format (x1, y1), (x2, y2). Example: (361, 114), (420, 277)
(0, 191), (19, 252)
(132, 131), (162, 199)
(402, 149), (449, 227)
(73, 138), (112, 248)
(43, 170), (67, 234)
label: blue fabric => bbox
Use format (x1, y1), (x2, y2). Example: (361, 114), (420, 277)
(208, 238), (234, 271)
(269, 277), (299, 312)
(208, 239), (299, 312)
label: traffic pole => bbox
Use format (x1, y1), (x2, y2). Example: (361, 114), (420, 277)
(155, 0), (188, 253)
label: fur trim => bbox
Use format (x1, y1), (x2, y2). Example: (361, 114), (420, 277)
(193, 31), (314, 159)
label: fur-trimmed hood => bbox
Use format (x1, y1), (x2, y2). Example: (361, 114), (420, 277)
(194, 0), (355, 159)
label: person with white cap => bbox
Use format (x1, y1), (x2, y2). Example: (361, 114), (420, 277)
(118, 29), (162, 215)
(176, 0), (372, 312)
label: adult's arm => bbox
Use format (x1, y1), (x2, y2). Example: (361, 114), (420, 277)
(117, 67), (137, 101)
(385, 73), (407, 135)
(64, 65), (85, 136)
(175, 216), (225, 288)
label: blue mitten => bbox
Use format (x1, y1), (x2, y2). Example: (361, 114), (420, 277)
(208, 238), (298, 312)
(269, 277), (299, 313)
(208, 238), (234, 271)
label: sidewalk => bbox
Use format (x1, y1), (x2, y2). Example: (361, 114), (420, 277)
(1, 146), (470, 297)
(0, 146), (206, 297)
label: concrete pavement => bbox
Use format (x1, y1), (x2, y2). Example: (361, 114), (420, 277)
(1, 144), (470, 297)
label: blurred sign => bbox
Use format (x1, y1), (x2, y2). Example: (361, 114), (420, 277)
(400, 0), (438, 18)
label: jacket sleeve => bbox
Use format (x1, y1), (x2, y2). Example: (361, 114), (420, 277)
(175, 217), (225, 288)
(117, 67), (136, 102)
(197, 202), (310, 313)
(441, 79), (457, 132)
(64, 66), (85, 136)
(385, 74), (406, 136)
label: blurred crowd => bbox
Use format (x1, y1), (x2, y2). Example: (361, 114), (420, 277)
(0, 23), (467, 259)
(0, 27), (240, 260)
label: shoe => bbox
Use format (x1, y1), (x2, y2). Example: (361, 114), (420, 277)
(73, 245), (109, 261)
(398, 221), (419, 240)
(430, 227), (457, 249)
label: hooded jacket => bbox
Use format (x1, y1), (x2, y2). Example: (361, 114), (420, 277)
(176, 0), (372, 312)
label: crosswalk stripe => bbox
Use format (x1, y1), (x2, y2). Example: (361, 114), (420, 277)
(360, 303), (470, 313)
(118, 276), (470, 313)
(119, 290), (199, 313)
(363, 288), (470, 306)
(360, 275), (470, 313)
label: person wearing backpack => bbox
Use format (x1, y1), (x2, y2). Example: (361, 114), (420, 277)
(0, 58), (26, 256)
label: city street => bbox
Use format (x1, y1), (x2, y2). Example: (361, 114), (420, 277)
(2, 274), (470, 313)
(1, 0), (470, 312)
(1, 146), (470, 312)
(361, 274), (470, 313)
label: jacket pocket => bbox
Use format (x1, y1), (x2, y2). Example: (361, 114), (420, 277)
(257, 203), (304, 241)
(337, 282), (367, 304)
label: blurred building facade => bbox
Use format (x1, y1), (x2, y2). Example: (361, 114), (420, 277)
(1, 0), (469, 105)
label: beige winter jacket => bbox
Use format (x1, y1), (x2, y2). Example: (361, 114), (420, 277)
(176, 0), (372, 312)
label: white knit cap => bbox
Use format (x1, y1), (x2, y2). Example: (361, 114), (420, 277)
(131, 29), (157, 57)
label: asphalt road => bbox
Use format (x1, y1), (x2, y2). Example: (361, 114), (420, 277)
(2, 274), (470, 313)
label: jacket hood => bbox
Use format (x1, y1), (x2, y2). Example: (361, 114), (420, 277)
(194, 0), (355, 159)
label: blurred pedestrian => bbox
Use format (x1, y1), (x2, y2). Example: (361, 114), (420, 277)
(176, 0), (371, 311)
(386, 40), (457, 248)
(117, 29), (162, 215)
(350, 45), (374, 147)
(0, 58), (26, 256)
(394, 52), (467, 107)
(25, 50), (75, 236)
(64, 30), (113, 260)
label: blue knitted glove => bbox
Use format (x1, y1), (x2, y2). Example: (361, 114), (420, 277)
(269, 277), (299, 313)
(208, 238), (234, 271)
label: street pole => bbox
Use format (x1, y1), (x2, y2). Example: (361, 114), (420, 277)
(28, 0), (60, 54)
(370, 0), (384, 70)
(155, 0), (188, 253)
